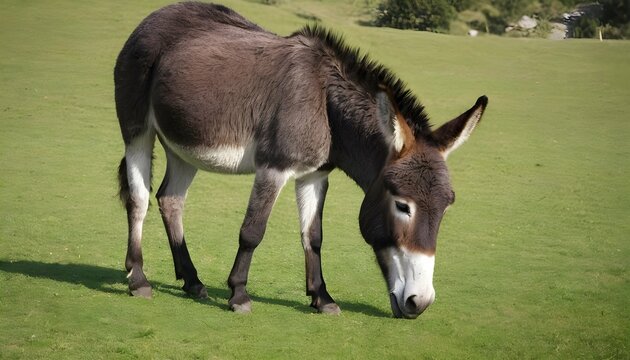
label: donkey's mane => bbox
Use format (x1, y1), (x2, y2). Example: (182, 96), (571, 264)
(293, 24), (433, 137)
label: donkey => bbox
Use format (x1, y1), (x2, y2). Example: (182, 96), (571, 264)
(115, 2), (488, 319)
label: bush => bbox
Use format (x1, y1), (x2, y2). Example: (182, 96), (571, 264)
(458, 9), (489, 32)
(571, 16), (599, 38)
(532, 18), (553, 37)
(601, 23), (630, 39)
(375, 0), (456, 32)
(598, 0), (630, 39)
(256, 0), (281, 5)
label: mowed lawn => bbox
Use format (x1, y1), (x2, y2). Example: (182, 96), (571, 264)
(1, 0), (629, 358)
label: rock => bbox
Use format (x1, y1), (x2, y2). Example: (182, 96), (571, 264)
(467, 29), (479, 37)
(548, 22), (567, 40)
(517, 15), (537, 30)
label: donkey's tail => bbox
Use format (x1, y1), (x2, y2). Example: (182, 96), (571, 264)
(115, 11), (166, 206)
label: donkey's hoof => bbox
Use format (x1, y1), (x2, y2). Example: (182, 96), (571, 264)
(318, 303), (341, 315)
(183, 283), (208, 299)
(130, 286), (152, 299)
(127, 268), (152, 298)
(230, 301), (252, 314)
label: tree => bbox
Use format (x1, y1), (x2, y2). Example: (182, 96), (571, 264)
(375, 0), (456, 32)
(600, 0), (629, 28)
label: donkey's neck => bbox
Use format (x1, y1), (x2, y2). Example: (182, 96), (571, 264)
(326, 87), (390, 192)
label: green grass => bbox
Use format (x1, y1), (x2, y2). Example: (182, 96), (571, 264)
(1, 0), (629, 358)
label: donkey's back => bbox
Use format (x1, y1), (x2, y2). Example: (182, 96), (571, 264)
(116, 2), (330, 174)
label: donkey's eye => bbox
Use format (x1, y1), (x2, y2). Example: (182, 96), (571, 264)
(394, 201), (410, 215)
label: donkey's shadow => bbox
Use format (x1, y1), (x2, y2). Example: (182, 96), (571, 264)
(0, 260), (389, 318)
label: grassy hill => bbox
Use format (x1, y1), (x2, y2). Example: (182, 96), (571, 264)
(1, 0), (628, 358)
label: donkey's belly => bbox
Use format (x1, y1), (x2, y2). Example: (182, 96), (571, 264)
(149, 107), (257, 174)
(169, 141), (257, 174)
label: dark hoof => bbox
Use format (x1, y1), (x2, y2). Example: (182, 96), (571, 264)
(230, 301), (252, 314)
(130, 285), (152, 299)
(183, 283), (208, 299)
(318, 303), (341, 315)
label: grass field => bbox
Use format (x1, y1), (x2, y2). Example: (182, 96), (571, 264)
(1, 0), (629, 358)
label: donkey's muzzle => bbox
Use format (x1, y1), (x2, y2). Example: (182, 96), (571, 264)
(390, 290), (435, 319)
(403, 294), (434, 318)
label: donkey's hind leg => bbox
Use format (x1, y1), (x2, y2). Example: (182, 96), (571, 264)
(122, 131), (155, 298)
(156, 149), (207, 299)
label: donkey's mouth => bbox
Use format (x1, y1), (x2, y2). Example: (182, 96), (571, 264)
(389, 292), (403, 318)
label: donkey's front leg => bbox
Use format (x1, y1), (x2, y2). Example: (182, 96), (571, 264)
(227, 168), (290, 313)
(296, 171), (340, 314)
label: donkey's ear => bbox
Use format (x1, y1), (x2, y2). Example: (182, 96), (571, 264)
(433, 95), (488, 159)
(376, 91), (414, 154)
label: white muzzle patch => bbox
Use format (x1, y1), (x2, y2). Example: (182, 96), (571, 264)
(386, 247), (435, 318)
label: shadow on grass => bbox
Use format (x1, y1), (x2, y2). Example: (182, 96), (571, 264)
(0, 259), (390, 318)
(0, 259), (128, 295)
(155, 283), (317, 314)
(336, 300), (390, 318)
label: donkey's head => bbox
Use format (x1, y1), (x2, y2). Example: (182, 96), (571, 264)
(359, 92), (488, 319)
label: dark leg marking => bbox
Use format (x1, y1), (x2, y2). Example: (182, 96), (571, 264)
(157, 150), (207, 299)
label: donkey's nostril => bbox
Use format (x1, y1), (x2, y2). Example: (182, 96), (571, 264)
(404, 295), (422, 313)
(404, 294), (432, 317)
